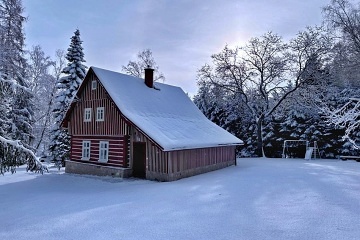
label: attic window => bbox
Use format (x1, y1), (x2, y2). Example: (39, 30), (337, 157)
(96, 107), (104, 121)
(84, 108), (92, 122)
(91, 80), (97, 90)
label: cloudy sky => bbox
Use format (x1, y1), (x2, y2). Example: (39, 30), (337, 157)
(23, 0), (330, 96)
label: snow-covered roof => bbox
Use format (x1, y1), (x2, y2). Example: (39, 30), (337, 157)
(91, 67), (243, 151)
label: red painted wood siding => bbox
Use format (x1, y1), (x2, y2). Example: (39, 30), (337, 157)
(67, 72), (131, 167)
(131, 128), (169, 173)
(168, 146), (236, 173)
(71, 135), (129, 167)
(66, 70), (237, 179)
(130, 128), (236, 176)
(68, 73), (130, 136)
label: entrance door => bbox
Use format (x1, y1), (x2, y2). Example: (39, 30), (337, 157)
(132, 142), (146, 178)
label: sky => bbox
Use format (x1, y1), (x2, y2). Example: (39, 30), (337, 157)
(22, 0), (330, 97)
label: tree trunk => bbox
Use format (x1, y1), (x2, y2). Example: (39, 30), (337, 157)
(34, 86), (56, 153)
(256, 117), (265, 157)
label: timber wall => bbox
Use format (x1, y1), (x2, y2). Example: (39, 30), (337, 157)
(68, 73), (131, 136)
(147, 146), (236, 181)
(130, 128), (168, 171)
(71, 135), (129, 167)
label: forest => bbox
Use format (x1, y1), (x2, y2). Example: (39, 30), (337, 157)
(1, 0), (360, 174)
(194, 0), (360, 158)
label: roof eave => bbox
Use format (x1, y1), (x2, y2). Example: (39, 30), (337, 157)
(163, 142), (243, 152)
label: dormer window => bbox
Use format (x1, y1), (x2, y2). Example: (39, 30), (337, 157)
(96, 107), (104, 121)
(84, 108), (92, 122)
(91, 80), (97, 90)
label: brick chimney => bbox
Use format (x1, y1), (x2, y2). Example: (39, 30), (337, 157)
(144, 67), (154, 88)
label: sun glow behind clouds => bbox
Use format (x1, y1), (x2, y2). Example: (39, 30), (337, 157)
(221, 31), (254, 49)
(23, 0), (329, 97)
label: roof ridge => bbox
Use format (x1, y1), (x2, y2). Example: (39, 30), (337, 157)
(91, 66), (172, 88)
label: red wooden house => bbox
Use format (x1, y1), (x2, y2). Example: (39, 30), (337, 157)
(62, 66), (242, 181)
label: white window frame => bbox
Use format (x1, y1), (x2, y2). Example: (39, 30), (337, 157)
(81, 141), (91, 160)
(96, 107), (105, 121)
(91, 80), (97, 90)
(84, 108), (92, 122)
(99, 141), (109, 162)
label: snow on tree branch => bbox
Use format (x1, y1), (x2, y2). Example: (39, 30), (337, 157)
(323, 98), (360, 148)
(0, 78), (33, 93)
(0, 135), (48, 174)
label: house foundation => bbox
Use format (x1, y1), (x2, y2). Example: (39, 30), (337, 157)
(65, 160), (132, 178)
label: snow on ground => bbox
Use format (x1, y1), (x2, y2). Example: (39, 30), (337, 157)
(1, 158), (360, 240)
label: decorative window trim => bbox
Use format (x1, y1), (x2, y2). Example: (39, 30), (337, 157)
(81, 141), (91, 160)
(91, 80), (97, 90)
(84, 108), (92, 122)
(96, 107), (105, 121)
(99, 141), (109, 162)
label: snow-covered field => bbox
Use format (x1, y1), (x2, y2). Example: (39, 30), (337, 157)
(1, 158), (360, 240)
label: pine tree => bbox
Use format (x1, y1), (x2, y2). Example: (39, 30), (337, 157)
(0, 0), (26, 139)
(48, 29), (87, 169)
(5, 0), (36, 156)
(0, 0), (46, 174)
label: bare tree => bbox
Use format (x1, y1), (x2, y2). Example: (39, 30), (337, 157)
(323, 0), (360, 87)
(52, 49), (67, 80)
(324, 98), (360, 148)
(320, 0), (360, 148)
(198, 30), (330, 156)
(27, 46), (66, 155)
(122, 49), (165, 82)
(324, 0), (360, 53)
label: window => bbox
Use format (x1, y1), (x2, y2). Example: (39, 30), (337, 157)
(91, 80), (97, 90)
(96, 107), (105, 121)
(84, 108), (92, 122)
(82, 141), (91, 160)
(99, 141), (109, 162)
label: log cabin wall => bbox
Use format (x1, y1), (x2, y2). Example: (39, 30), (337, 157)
(146, 145), (236, 181)
(130, 128), (169, 175)
(170, 146), (235, 170)
(71, 135), (129, 167)
(66, 71), (237, 181)
(67, 72), (131, 167)
(68, 73), (130, 136)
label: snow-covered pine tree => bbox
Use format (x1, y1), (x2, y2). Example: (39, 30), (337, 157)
(194, 80), (229, 127)
(0, 0), (46, 174)
(0, 0), (31, 145)
(194, 80), (257, 157)
(48, 29), (87, 169)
